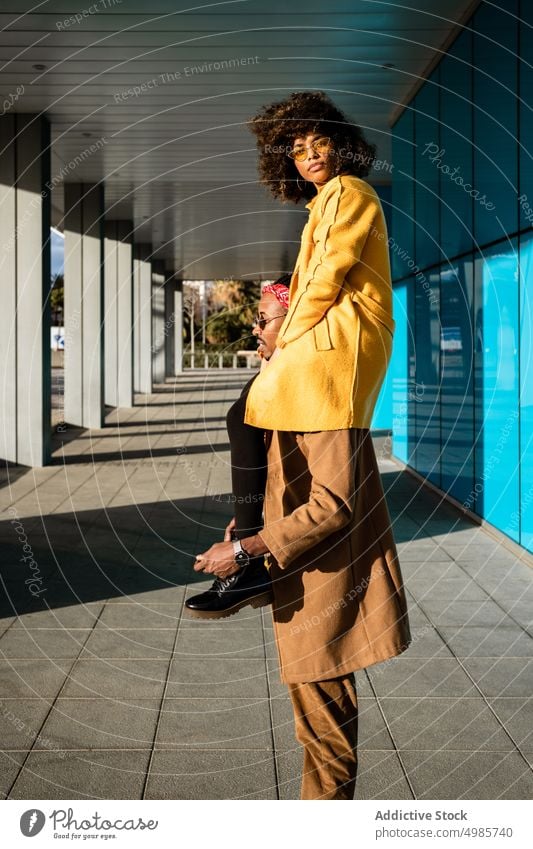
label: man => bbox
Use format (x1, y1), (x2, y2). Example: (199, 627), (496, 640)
(185, 279), (290, 618)
(192, 291), (411, 800)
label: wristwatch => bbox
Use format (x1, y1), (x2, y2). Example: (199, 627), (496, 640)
(232, 539), (251, 569)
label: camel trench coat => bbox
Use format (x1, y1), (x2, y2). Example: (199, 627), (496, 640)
(259, 427), (411, 684)
(245, 174), (394, 432)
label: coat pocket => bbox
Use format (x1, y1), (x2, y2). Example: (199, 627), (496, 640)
(351, 290), (395, 336)
(313, 314), (333, 351)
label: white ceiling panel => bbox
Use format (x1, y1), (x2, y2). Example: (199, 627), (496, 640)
(1, 0), (475, 278)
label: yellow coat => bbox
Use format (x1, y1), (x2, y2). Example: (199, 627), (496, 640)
(245, 175), (394, 431)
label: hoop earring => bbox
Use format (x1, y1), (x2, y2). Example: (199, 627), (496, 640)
(296, 176), (305, 193)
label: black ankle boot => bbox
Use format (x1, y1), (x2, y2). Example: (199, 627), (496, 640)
(185, 558), (273, 619)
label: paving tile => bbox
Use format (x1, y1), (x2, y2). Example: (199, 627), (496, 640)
(174, 626), (265, 660)
(62, 659), (169, 699)
(0, 751), (24, 799)
(487, 699), (533, 750)
(81, 627), (176, 659)
(407, 576), (490, 603)
(0, 628), (90, 658)
(0, 698), (52, 750)
(11, 602), (104, 629)
(156, 697), (271, 749)
(98, 602), (180, 629)
(166, 658), (268, 699)
(396, 546), (452, 563)
(402, 626), (453, 657)
(146, 749), (277, 799)
(458, 558), (531, 583)
(9, 750), (151, 799)
(0, 617), (15, 637)
(0, 658), (75, 698)
(276, 748), (413, 800)
(501, 602), (533, 633)
(459, 658), (533, 697)
(367, 658), (477, 698)
(439, 626), (533, 658)
(402, 599), (433, 628)
(417, 598), (515, 628)
(380, 697), (514, 752)
(37, 698), (160, 750)
(401, 750), (533, 799)
(105, 585), (187, 604)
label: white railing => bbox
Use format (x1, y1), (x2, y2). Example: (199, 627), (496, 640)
(182, 350), (260, 369)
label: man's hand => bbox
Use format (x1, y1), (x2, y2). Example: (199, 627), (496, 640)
(224, 517), (236, 541)
(193, 541), (241, 580)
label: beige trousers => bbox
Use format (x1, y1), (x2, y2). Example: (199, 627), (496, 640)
(287, 673), (358, 800)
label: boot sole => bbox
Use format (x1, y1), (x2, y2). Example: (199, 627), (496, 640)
(185, 590), (273, 620)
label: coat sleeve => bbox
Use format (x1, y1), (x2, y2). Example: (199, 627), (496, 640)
(277, 181), (379, 348)
(258, 430), (355, 569)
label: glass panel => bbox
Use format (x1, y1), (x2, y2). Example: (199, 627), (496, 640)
(414, 68), (441, 270)
(440, 256), (474, 503)
(473, 1), (518, 246)
(391, 279), (409, 462)
(473, 239), (520, 541)
(391, 109), (415, 280)
(372, 367), (392, 431)
(519, 231), (533, 553)
(519, 0), (533, 230)
(414, 268), (441, 487)
(439, 29), (473, 261)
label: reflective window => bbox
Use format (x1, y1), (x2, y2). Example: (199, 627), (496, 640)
(391, 279), (409, 462)
(519, 232), (533, 553)
(519, 0), (533, 230)
(440, 257), (475, 504)
(414, 69), (441, 270)
(414, 268), (441, 487)
(473, 240), (520, 540)
(439, 29), (473, 261)
(391, 109), (415, 280)
(473, 1), (518, 246)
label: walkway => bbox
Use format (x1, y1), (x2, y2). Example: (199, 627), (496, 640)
(1, 371), (532, 800)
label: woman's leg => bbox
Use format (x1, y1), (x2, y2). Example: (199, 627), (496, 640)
(225, 376), (267, 539)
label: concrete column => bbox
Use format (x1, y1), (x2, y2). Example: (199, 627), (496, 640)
(0, 114), (51, 466)
(164, 274), (175, 378)
(133, 244), (152, 394)
(173, 279), (184, 375)
(151, 261), (166, 384)
(104, 221), (133, 408)
(63, 183), (105, 429)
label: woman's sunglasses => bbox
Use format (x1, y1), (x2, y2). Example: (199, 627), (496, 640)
(287, 136), (333, 162)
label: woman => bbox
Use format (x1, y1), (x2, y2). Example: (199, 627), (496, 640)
(244, 90), (395, 433)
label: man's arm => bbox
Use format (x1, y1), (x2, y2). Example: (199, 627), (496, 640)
(194, 430), (355, 577)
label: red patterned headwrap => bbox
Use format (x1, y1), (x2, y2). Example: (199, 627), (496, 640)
(261, 283), (290, 310)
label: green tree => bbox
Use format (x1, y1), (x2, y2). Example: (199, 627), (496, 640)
(206, 279), (259, 350)
(50, 274), (64, 325)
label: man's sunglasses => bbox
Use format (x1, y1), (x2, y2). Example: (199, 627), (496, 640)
(252, 314), (286, 331)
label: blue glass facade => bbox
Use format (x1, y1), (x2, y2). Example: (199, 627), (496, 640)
(390, 0), (533, 553)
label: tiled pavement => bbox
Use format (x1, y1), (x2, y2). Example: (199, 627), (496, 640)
(1, 370), (532, 800)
